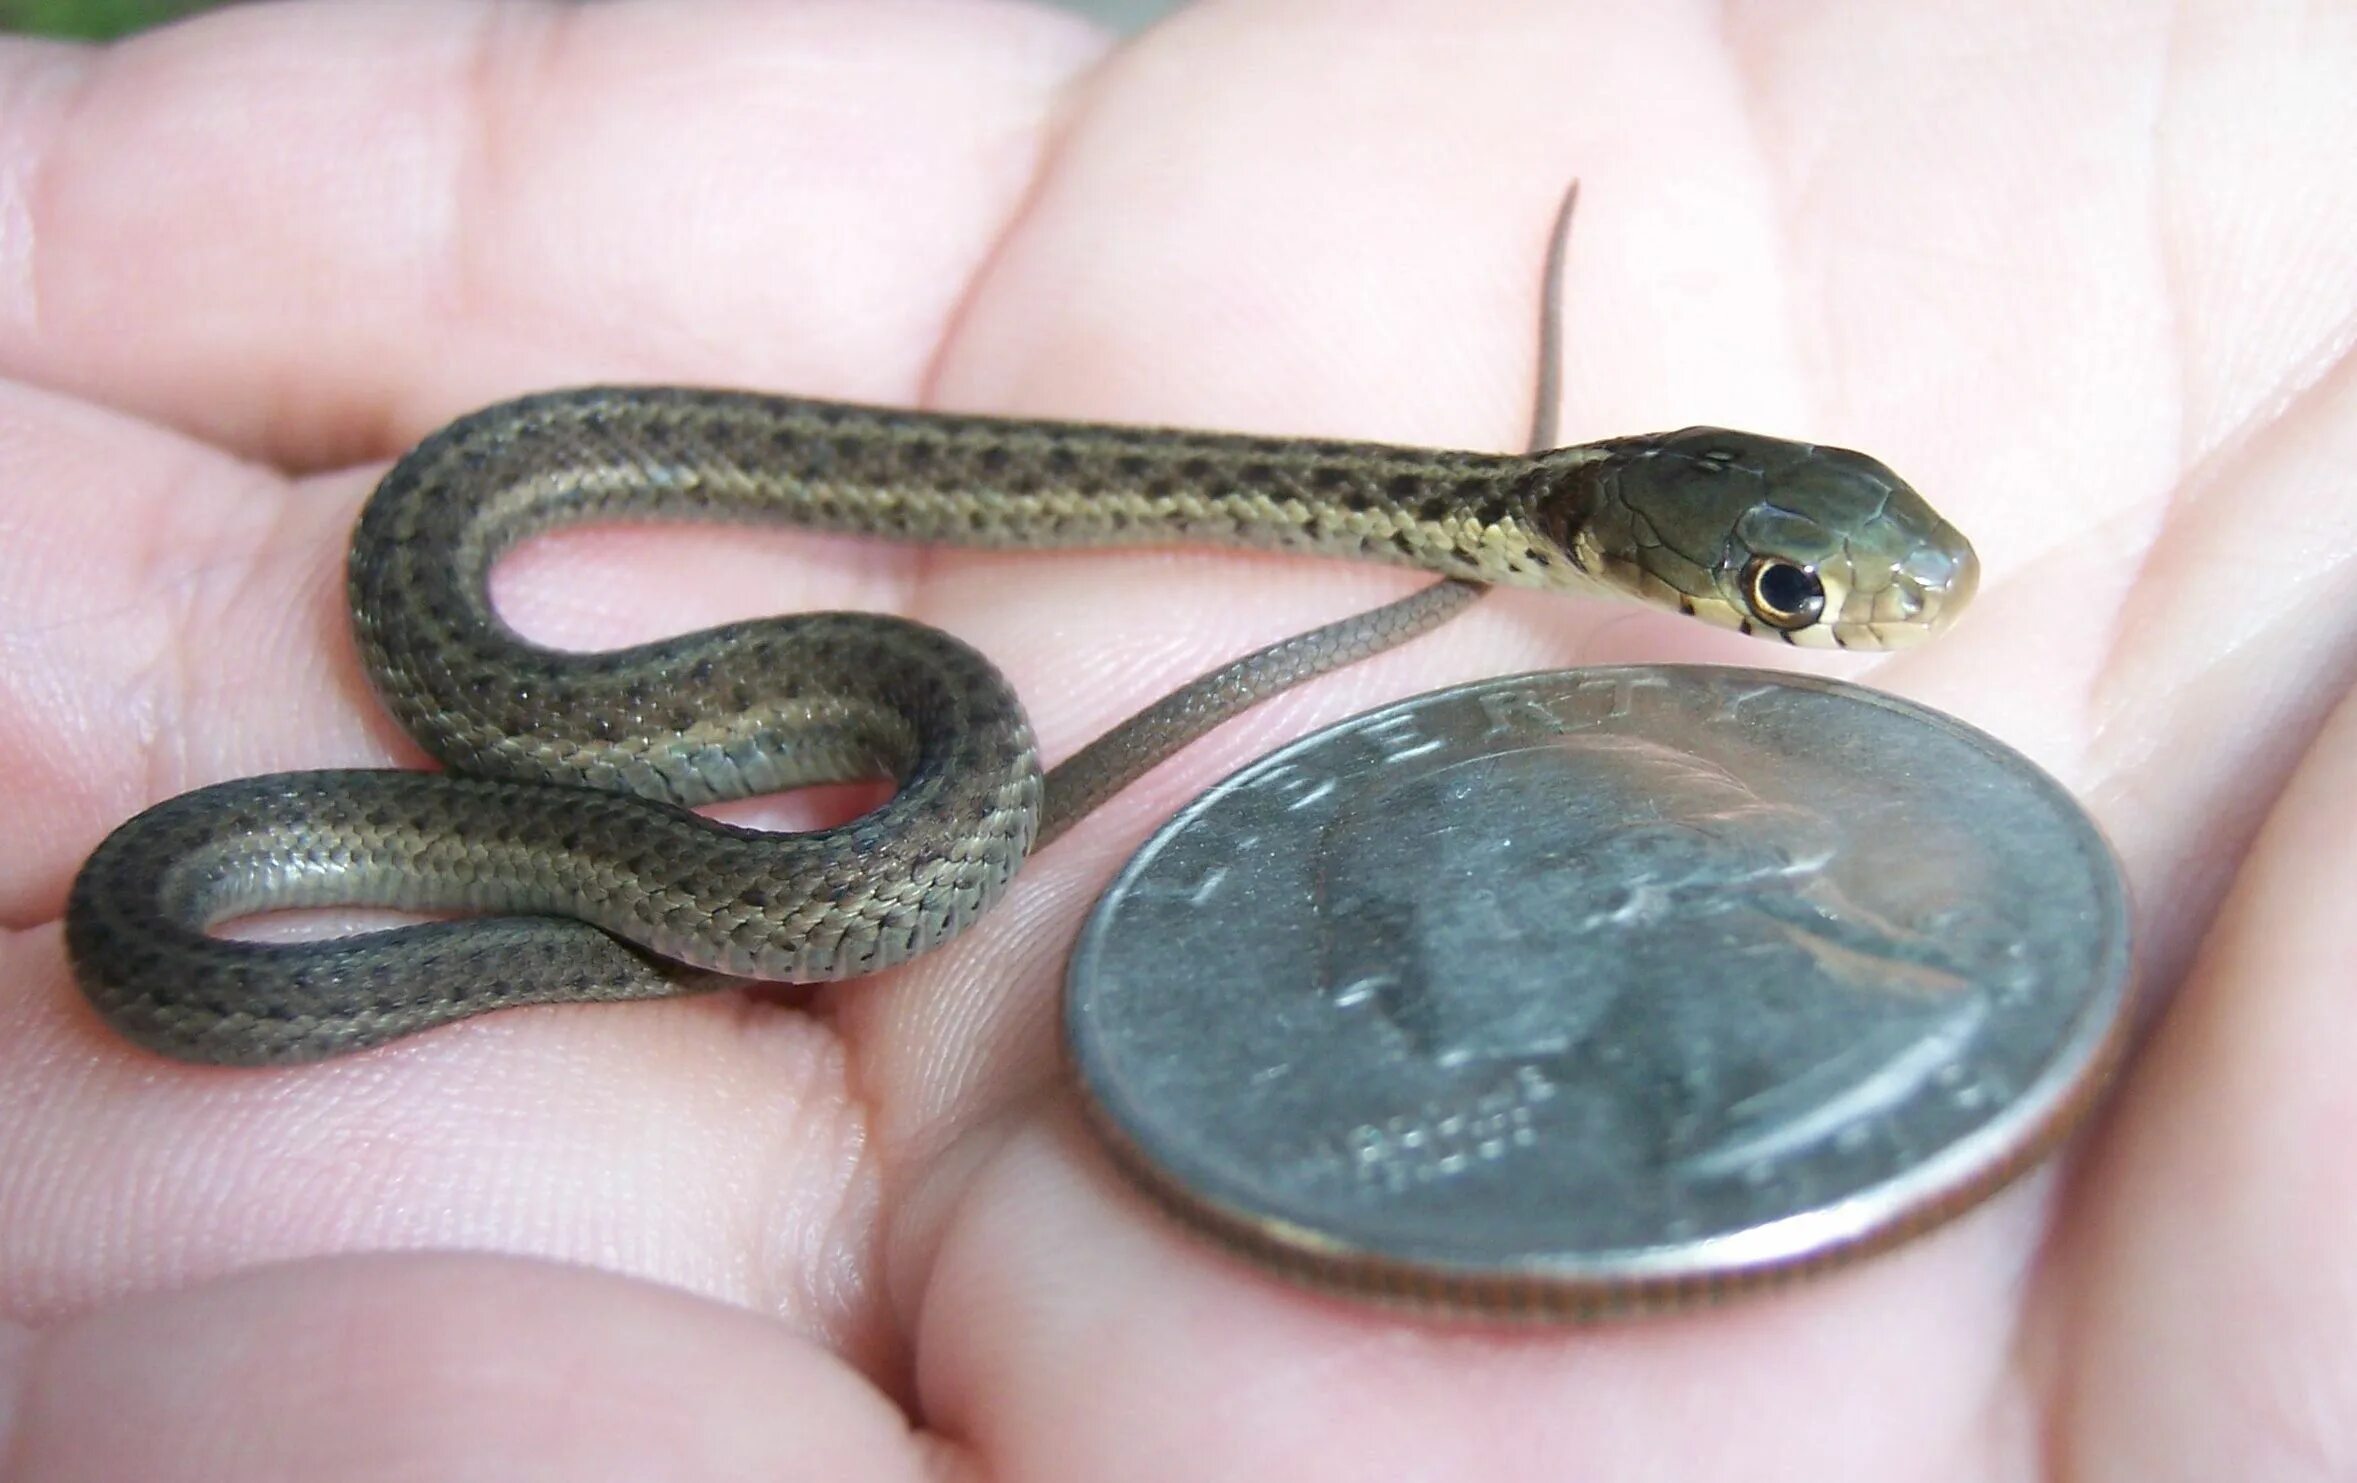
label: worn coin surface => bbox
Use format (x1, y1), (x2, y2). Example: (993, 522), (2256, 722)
(1064, 667), (2132, 1320)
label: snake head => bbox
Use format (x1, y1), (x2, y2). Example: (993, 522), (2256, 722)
(1533, 428), (1978, 649)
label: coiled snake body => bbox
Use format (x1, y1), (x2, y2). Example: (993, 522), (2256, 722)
(66, 214), (1978, 1066)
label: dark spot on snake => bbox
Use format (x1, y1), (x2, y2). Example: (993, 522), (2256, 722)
(1047, 444), (1078, 474)
(1387, 473), (1424, 503)
(1116, 454), (1151, 479)
(690, 659), (714, 682)
(1180, 456), (1215, 481)
(979, 446), (1010, 475)
(1738, 618), (1754, 636)
(1242, 461), (1275, 487)
(1146, 480), (1175, 501)
(740, 886), (770, 909)
(1678, 597), (1696, 616)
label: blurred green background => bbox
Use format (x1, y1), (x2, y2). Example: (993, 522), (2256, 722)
(0, 0), (213, 37)
(0, 0), (1178, 40)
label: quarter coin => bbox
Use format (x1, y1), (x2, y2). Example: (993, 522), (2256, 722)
(1064, 667), (2132, 1319)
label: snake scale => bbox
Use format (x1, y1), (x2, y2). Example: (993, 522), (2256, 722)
(65, 203), (1979, 1066)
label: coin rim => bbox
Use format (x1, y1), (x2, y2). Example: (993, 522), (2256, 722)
(1063, 666), (2136, 1321)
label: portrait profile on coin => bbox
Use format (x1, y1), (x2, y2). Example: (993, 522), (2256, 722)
(1067, 670), (2131, 1313)
(1310, 728), (1999, 1180)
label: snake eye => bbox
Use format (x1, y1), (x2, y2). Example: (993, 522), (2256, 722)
(1742, 555), (1825, 631)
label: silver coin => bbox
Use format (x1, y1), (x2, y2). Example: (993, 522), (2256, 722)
(1064, 667), (2132, 1319)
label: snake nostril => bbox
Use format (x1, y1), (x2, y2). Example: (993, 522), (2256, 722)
(1946, 543), (1983, 612)
(1880, 580), (1924, 623)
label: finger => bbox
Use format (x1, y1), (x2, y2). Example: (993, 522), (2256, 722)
(0, 0), (1103, 466)
(2050, 671), (2357, 1478)
(942, 1), (1801, 453)
(0, 909), (889, 1362)
(2074, 341), (2357, 989)
(0, 377), (915, 925)
(0, 380), (352, 927)
(911, 1113), (2043, 1482)
(1869, 0), (2357, 992)
(0, 1254), (933, 1483)
(0, 378), (902, 1358)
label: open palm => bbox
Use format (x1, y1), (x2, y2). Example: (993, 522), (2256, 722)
(3, 3), (2353, 1478)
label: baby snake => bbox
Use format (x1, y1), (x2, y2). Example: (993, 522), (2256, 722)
(66, 197), (1979, 1065)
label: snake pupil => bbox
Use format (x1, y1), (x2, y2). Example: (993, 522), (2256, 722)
(1743, 557), (1826, 630)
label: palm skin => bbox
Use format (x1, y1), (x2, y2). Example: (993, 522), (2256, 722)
(1, 2), (2353, 1479)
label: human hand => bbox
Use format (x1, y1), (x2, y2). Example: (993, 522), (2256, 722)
(3, 2), (2353, 1477)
